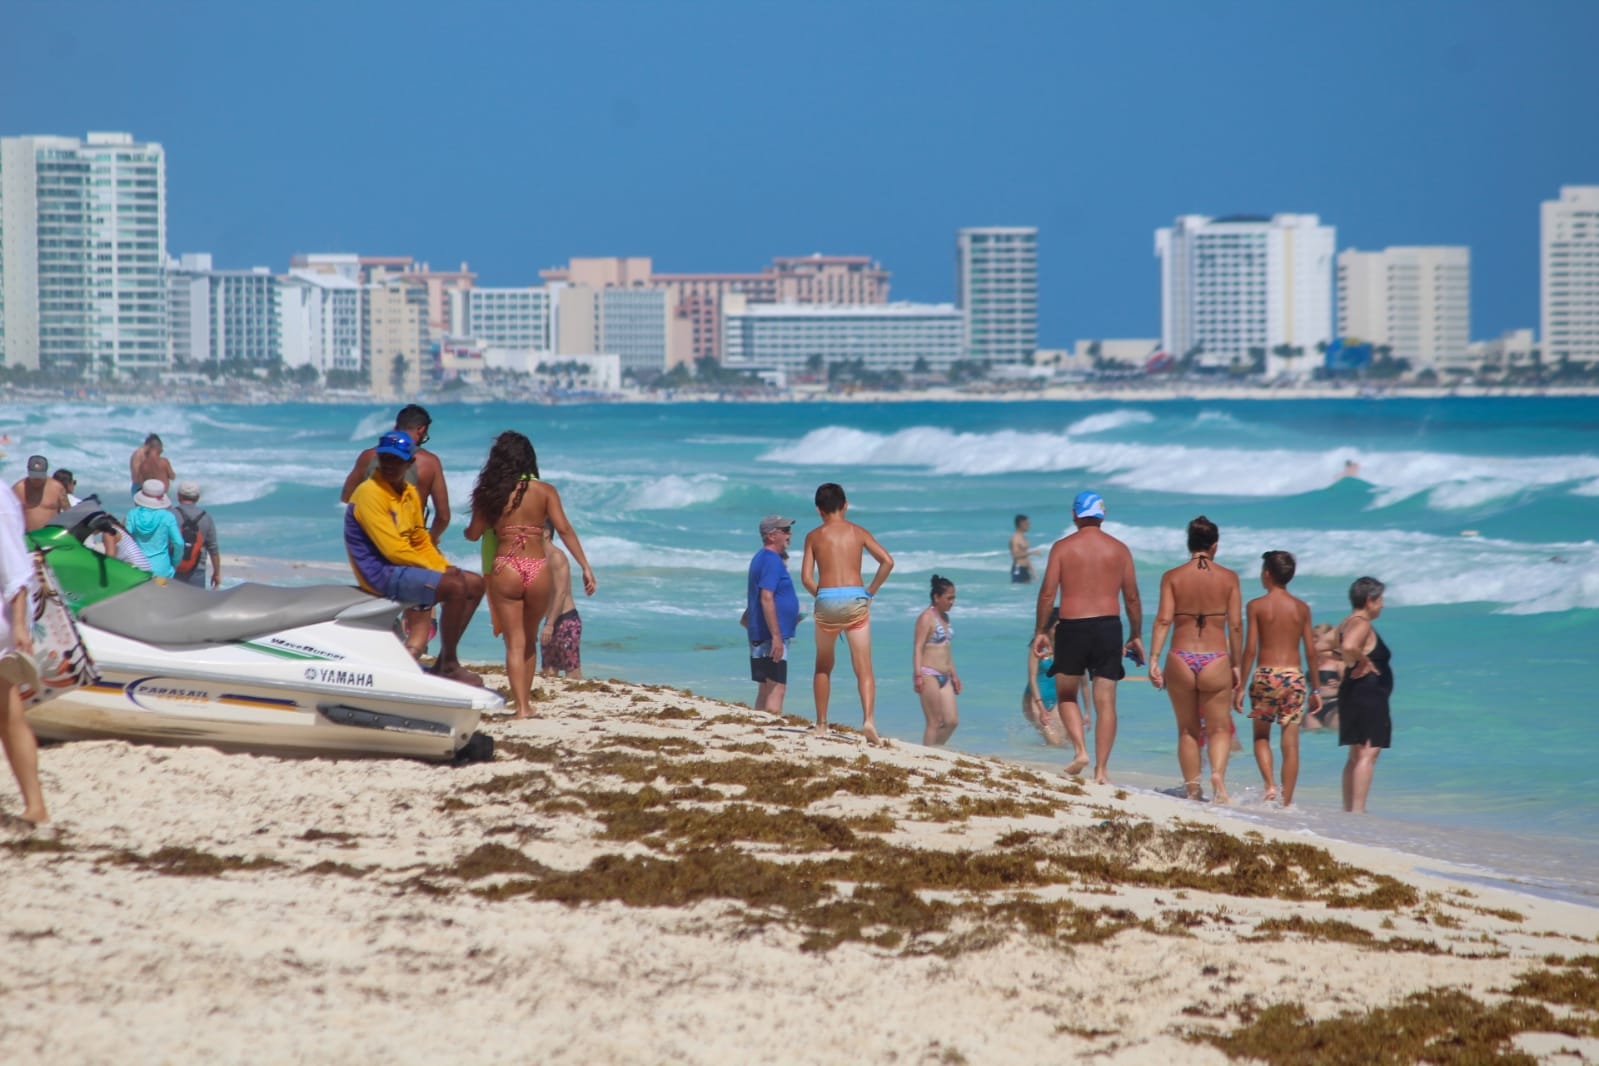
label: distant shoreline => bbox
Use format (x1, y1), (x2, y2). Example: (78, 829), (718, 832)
(3, 381), (1597, 408)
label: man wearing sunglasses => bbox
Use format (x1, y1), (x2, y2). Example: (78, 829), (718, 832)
(342, 405), (452, 657)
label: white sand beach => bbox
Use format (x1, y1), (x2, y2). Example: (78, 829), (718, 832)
(4, 673), (1597, 1065)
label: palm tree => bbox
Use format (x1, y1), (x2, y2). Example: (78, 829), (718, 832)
(390, 353), (409, 396)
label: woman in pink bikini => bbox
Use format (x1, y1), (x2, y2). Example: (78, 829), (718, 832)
(465, 432), (596, 718)
(1148, 516), (1242, 802)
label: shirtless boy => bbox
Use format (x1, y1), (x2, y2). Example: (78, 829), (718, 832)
(1235, 550), (1320, 806)
(1031, 491), (1142, 783)
(800, 482), (893, 745)
(129, 434), (176, 494)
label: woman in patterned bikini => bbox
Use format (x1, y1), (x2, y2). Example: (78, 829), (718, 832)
(1148, 516), (1243, 802)
(465, 431), (596, 718)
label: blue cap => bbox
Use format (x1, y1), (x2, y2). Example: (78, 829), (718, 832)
(1072, 490), (1106, 519)
(375, 430), (415, 461)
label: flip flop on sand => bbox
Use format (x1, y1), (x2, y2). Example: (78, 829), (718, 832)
(0, 649), (39, 690)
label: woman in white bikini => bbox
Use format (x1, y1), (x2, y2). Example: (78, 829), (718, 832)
(912, 574), (960, 746)
(465, 431), (595, 718)
(1149, 516), (1243, 802)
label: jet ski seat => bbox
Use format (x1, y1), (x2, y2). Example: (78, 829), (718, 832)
(80, 581), (400, 646)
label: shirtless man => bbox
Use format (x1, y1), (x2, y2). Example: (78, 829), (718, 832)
(1031, 491), (1142, 783)
(129, 434), (176, 494)
(1236, 550), (1320, 807)
(539, 517), (583, 679)
(1009, 514), (1043, 583)
(11, 455), (69, 532)
(800, 482), (893, 745)
(341, 405), (449, 655)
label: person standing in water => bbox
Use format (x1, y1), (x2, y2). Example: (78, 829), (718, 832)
(1336, 576), (1393, 813)
(464, 431), (595, 717)
(1236, 550), (1320, 807)
(912, 574), (961, 746)
(1148, 515), (1242, 802)
(1022, 608), (1092, 748)
(800, 482), (893, 745)
(1032, 491), (1142, 783)
(1009, 514), (1042, 583)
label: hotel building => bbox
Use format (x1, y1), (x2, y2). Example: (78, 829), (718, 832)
(541, 254), (890, 362)
(364, 277), (428, 398)
(721, 297), (964, 374)
(1156, 213), (1335, 377)
(209, 267), (282, 366)
(281, 269), (364, 377)
(1336, 246), (1470, 371)
(0, 131), (167, 376)
(167, 253), (213, 367)
(955, 227), (1038, 364)
(1541, 186), (1599, 366)
(451, 286), (551, 350)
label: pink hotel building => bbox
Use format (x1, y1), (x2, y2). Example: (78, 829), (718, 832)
(540, 254), (890, 362)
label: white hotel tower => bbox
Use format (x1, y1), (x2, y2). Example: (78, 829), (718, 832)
(1337, 246), (1470, 372)
(1, 132), (168, 376)
(955, 227), (1038, 364)
(1156, 213), (1334, 377)
(1542, 186), (1599, 367)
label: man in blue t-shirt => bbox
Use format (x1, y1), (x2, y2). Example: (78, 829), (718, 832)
(743, 514), (800, 714)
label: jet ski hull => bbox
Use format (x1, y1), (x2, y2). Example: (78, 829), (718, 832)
(29, 615), (501, 762)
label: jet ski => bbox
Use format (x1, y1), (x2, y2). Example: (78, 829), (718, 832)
(25, 504), (500, 762)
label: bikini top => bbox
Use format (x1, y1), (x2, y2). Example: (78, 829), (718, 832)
(497, 523), (545, 552)
(1175, 555), (1227, 632)
(925, 612), (952, 646)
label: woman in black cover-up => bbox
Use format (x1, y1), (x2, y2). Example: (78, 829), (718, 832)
(1336, 576), (1393, 813)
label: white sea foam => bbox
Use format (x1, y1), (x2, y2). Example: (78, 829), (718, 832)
(1572, 479), (1599, 497)
(1111, 522), (1599, 614)
(582, 535), (749, 573)
(631, 474), (727, 510)
(349, 410), (393, 441)
(1065, 410), (1155, 435)
(761, 424), (1599, 509)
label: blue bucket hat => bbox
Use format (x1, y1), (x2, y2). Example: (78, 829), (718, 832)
(375, 430), (415, 461)
(1072, 490), (1106, 519)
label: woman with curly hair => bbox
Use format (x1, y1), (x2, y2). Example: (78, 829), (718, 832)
(465, 431), (596, 717)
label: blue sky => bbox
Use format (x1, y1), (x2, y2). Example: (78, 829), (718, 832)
(4, 0), (1595, 345)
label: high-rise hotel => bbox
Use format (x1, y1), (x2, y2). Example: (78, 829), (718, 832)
(1336, 246), (1470, 371)
(1, 132), (167, 376)
(1156, 214), (1334, 377)
(1542, 186), (1599, 366)
(955, 227), (1038, 364)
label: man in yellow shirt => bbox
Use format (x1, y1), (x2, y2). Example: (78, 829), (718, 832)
(345, 431), (485, 685)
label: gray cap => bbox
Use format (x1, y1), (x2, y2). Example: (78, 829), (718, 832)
(177, 480), (201, 500)
(759, 514), (795, 536)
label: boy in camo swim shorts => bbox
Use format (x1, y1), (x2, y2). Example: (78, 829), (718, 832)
(1236, 550), (1321, 807)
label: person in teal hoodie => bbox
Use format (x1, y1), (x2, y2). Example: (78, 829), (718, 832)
(126, 479), (184, 580)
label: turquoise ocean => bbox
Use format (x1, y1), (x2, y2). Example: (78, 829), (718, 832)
(5, 396), (1598, 905)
